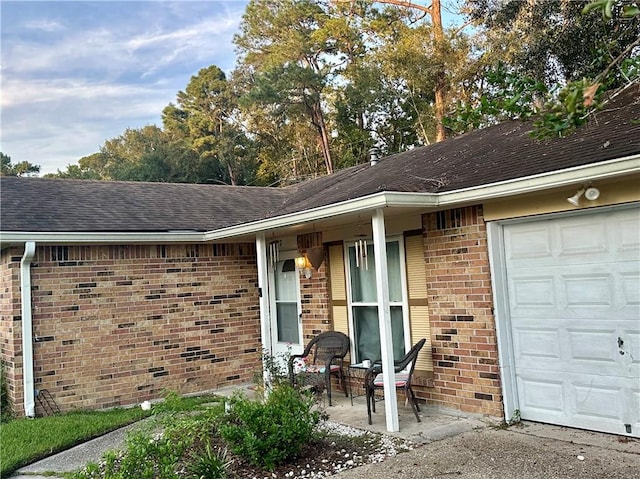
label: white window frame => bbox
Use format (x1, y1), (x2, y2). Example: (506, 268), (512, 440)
(344, 235), (411, 364)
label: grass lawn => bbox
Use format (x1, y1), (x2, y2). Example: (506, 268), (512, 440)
(0, 407), (150, 477)
(0, 393), (220, 477)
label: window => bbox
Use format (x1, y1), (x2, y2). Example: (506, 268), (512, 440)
(347, 239), (409, 363)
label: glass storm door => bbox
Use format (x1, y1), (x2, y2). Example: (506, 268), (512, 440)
(270, 259), (303, 368)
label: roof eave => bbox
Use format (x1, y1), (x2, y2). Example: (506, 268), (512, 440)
(1, 154), (638, 245)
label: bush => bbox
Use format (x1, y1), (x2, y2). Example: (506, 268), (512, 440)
(219, 384), (320, 471)
(72, 403), (225, 479)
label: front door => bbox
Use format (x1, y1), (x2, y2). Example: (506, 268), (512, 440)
(270, 258), (304, 371)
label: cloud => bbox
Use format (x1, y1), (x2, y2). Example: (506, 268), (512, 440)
(0, 1), (248, 174)
(24, 19), (67, 32)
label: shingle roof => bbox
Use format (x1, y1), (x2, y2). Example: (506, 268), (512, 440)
(2, 83), (639, 233)
(0, 180), (289, 232)
(277, 84), (640, 215)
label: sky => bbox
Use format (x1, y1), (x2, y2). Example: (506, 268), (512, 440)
(1, 0), (250, 175)
(1, 0), (465, 176)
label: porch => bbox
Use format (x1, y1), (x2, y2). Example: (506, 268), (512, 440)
(215, 383), (490, 444)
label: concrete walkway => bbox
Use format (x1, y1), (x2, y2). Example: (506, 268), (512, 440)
(9, 386), (640, 479)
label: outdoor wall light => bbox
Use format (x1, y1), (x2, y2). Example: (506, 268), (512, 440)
(567, 185), (600, 206)
(295, 255), (313, 278)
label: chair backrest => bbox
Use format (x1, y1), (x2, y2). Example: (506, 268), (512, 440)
(303, 331), (350, 365)
(394, 338), (426, 375)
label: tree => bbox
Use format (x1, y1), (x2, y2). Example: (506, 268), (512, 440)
(162, 65), (259, 185)
(235, 0), (336, 175)
(0, 152), (40, 177)
(446, 0), (639, 137)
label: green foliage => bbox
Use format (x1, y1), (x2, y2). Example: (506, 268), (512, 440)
(531, 79), (603, 139)
(444, 63), (548, 134)
(219, 384), (320, 470)
(0, 408), (150, 477)
(71, 395), (226, 479)
(185, 443), (230, 479)
(0, 152), (40, 177)
(0, 361), (11, 422)
(102, 430), (184, 479)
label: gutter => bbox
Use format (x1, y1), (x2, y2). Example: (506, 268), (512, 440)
(1, 154), (638, 245)
(20, 241), (36, 417)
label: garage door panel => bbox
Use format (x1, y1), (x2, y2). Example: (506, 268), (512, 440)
(568, 329), (618, 363)
(514, 327), (560, 359)
(502, 207), (640, 437)
(506, 226), (553, 260)
(563, 274), (612, 307)
(510, 276), (555, 307)
(622, 273), (640, 306)
(558, 221), (608, 257)
(572, 382), (625, 421)
(517, 375), (565, 415)
(619, 215), (640, 252)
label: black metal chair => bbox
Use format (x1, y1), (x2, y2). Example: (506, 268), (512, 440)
(288, 331), (350, 406)
(365, 338), (426, 424)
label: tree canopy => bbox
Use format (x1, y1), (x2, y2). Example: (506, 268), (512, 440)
(46, 0), (639, 184)
(1, 153), (40, 177)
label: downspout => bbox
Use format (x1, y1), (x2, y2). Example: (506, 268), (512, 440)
(20, 241), (36, 417)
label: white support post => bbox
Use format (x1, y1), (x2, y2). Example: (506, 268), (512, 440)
(372, 208), (399, 432)
(255, 233), (272, 391)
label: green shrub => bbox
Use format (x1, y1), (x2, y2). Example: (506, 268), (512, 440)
(219, 384), (320, 471)
(185, 443), (230, 479)
(72, 404), (226, 479)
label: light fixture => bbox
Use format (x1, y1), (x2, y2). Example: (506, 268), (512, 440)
(567, 188), (585, 207)
(585, 186), (600, 201)
(295, 255), (312, 279)
(567, 184), (600, 207)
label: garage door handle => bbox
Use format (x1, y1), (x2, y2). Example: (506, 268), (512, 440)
(617, 337), (625, 355)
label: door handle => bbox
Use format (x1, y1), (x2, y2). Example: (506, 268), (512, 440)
(618, 337), (625, 356)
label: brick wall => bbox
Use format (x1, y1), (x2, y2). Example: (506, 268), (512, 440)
(300, 258), (331, 341)
(0, 248), (23, 415)
(11, 243), (262, 413)
(420, 205), (503, 417)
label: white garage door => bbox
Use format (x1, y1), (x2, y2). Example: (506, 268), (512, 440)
(502, 206), (640, 437)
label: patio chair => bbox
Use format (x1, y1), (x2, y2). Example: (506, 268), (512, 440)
(364, 338), (426, 425)
(288, 331), (350, 406)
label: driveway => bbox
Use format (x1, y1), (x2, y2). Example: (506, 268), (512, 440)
(331, 424), (639, 479)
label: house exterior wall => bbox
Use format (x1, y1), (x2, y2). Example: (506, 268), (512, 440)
(299, 261), (332, 341)
(0, 248), (23, 415)
(419, 205), (503, 417)
(484, 175), (640, 221)
(7, 243), (262, 414)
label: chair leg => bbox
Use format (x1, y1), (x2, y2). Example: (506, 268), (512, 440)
(341, 370), (348, 397)
(406, 386), (421, 422)
(326, 372), (332, 406)
(371, 387), (376, 413)
(366, 387), (373, 425)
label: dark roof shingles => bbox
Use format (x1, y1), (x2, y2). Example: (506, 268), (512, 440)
(2, 84), (638, 233)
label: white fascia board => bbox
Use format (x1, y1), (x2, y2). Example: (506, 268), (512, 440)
(202, 194), (393, 241)
(436, 154), (640, 206)
(0, 231), (206, 244)
(208, 154), (640, 239)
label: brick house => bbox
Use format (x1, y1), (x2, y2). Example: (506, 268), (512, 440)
(1, 85), (639, 436)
